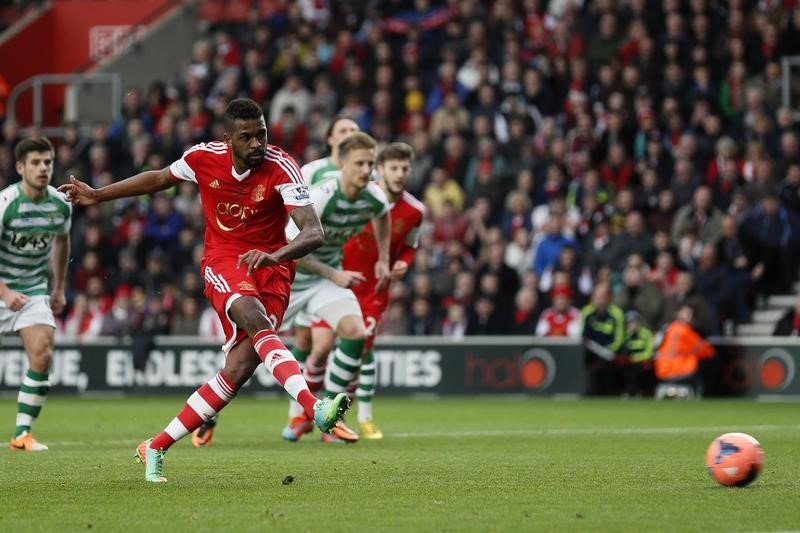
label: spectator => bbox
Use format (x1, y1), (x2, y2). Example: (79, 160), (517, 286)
(268, 106), (309, 159)
(441, 302), (468, 339)
(532, 215), (576, 277)
(72, 251), (107, 294)
(424, 168), (465, 218)
(662, 271), (713, 337)
(614, 255), (666, 329)
(429, 92), (470, 143)
(436, 135), (470, 187)
(500, 190), (533, 242)
(467, 296), (506, 335)
(716, 215), (762, 321)
(654, 304), (715, 398)
(63, 294), (104, 342)
(647, 250), (681, 296)
(692, 244), (734, 333)
(599, 142), (635, 191)
(582, 282), (625, 395)
(198, 305), (225, 342)
(647, 188), (677, 235)
(131, 294), (172, 371)
(618, 310), (655, 397)
(539, 246), (592, 304)
(608, 211), (654, 269)
(671, 186), (724, 246)
(143, 193), (183, 250)
(510, 287), (540, 335)
(431, 199), (470, 245)
(379, 302), (409, 337)
(476, 242), (519, 309)
(739, 191), (798, 297)
(170, 297), (203, 336)
(535, 284), (581, 338)
(773, 294), (800, 336)
(268, 74), (311, 125)
(100, 287), (138, 337)
(780, 161), (800, 216)
(408, 297), (439, 336)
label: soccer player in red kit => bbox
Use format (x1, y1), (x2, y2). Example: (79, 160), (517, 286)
(340, 142), (424, 439)
(58, 98), (349, 482)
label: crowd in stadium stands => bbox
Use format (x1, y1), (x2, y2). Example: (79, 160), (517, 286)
(1, 0), (799, 358)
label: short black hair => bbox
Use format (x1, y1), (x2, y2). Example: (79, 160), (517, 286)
(223, 98), (264, 131)
(14, 136), (54, 163)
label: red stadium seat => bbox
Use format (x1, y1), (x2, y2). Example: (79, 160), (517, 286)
(198, 0), (225, 23)
(225, 0), (253, 22)
(258, 0), (283, 19)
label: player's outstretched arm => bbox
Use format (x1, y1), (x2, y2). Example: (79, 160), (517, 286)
(237, 205), (325, 275)
(57, 168), (176, 205)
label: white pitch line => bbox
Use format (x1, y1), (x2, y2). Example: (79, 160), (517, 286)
(389, 424), (800, 439)
(45, 424), (800, 446)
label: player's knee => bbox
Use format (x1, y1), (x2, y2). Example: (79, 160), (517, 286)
(231, 297), (274, 336)
(29, 349), (52, 373)
(337, 316), (367, 340)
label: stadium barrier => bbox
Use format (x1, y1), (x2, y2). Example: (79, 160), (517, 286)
(0, 336), (797, 397)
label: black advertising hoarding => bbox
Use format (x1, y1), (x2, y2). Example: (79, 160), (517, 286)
(0, 336), (797, 397)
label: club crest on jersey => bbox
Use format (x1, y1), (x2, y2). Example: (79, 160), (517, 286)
(251, 184), (266, 202)
(237, 280), (255, 291)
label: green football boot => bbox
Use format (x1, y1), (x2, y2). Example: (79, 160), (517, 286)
(135, 438), (167, 483)
(313, 393), (350, 433)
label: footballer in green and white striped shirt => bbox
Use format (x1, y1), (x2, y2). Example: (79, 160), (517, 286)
(280, 132), (390, 441)
(2, 136), (71, 452)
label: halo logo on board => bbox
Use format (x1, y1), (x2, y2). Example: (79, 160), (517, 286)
(518, 348), (556, 390)
(758, 348), (796, 391)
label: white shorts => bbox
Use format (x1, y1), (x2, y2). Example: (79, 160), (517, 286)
(293, 309), (317, 329)
(282, 278), (362, 332)
(0, 295), (56, 334)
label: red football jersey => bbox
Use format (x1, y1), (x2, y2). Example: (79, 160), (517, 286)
(342, 189), (425, 295)
(535, 307), (582, 337)
(168, 142), (310, 256)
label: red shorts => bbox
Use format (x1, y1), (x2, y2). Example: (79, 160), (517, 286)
(201, 255), (294, 353)
(356, 288), (389, 352)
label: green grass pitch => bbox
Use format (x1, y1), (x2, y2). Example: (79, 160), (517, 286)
(1, 396), (798, 532)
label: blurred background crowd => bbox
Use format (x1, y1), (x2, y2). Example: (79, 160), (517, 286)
(1, 0), (799, 350)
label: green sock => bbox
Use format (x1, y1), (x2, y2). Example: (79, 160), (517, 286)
(325, 337), (365, 398)
(15, 369), (50, 437)
(291, 345), (310, 364)
(356, 349), (376, 423)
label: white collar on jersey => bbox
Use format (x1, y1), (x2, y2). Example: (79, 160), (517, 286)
(231, 166), (251, 181)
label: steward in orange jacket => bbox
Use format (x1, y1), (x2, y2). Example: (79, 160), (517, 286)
(655, 305), (715, 381)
